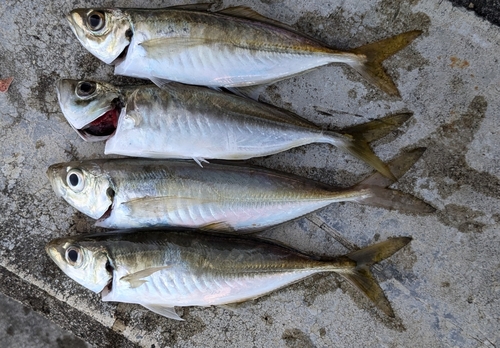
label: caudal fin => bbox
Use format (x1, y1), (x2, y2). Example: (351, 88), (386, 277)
(351, 148), (435, 213)
(349, 30), (422, 96)
(338, 237), (412, 317)
(333, 113), (412, 180)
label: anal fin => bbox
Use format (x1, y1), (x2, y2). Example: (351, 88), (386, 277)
(141, 303), (184, 321)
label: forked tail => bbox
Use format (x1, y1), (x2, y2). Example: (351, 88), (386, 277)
(349, 30), (422, 96)
(350, 148), (435, 213)
(337, 237), (412, 317)
(332, 112), (412, 180)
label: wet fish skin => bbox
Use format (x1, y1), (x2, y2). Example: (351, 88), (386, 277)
(46, 151), (434, 231)
(56, 79), (411, 178)
(46, 229), (413, 319)
(66, 6), (422, 96)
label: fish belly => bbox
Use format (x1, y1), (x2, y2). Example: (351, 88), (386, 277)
(105, 269), (318, 307)
(99, 194), (336, 231)
(106, 107), (326, 160)
(116, 41), (342, 87)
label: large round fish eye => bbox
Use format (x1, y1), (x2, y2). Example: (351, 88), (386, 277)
(76, 81), (96, 98)
(86, 10), (105, 31)
(66, 169), (85, 192)
(65, 246), (83, 266)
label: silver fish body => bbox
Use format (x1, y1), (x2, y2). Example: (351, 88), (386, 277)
(46, 229), (412, 319)
(66, 6), (422, 96)
(56, 79), (407, 178)
(47, 158), (368, 230)
(46, 154), (433, 231)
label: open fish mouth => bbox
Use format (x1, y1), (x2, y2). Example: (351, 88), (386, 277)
(101, 261), (115, 297)
(95, 187), (115, 226)
(78, 101), (121, 140)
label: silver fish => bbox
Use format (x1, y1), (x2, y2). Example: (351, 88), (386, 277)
(46, 229), (412, 320)
(46, 150), (433, 231)
(56, 79), (413, 178)
(66, 5), (421, 96)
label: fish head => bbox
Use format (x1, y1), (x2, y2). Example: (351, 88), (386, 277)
(46, 236), (112, 293)
(66, 8), (131, 64)
(56, 79), (122, 142)
(47, 161), (113, 220)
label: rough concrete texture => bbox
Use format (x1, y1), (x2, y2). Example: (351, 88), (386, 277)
(0, 0), (499, 347)
(0, 292), (91, 348)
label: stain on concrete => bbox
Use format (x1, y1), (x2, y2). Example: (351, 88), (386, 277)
(292, 1), (431, 101)
(56, 335), (89, 348)
(398, 96), (498, 233)
(302, 274), (341, 306)
(261, 313), (274, 325)
(450, 57), (470, 69)
(282, 328), (315, 348)
(76, 53), (102, 77)
(438, 204), (485, 233)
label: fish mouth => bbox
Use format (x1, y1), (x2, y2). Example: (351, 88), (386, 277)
(78, 99), (122, 141)
(100, 259), (115, 298)
(111, 44), (130, 66)
(96, 204), (113, 225)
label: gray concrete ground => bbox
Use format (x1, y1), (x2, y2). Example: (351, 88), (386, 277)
(0, 292), (91, 348)
(1, 0), (499, 347)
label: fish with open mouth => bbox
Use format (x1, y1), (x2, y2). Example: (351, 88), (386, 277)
(46, 229), (413, 320)
(66, 5), (421, 96)
(56, 78), (413, 178)
(46, 149), (433, 231)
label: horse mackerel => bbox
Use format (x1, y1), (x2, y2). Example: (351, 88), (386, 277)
(46, 229), (413, 320)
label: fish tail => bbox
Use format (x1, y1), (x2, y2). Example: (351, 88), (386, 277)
(351, 148), (435, 213)
(349, 30), (422, 96)
(329, 112), (412, 180)
(338, 237), (412, 317)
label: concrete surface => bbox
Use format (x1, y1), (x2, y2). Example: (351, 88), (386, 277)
(0, 0), (499, 347)
(0, 292), (91, 348)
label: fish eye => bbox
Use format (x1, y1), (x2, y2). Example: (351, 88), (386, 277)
(87, 10), (105, 31)
(76, 81), (96, 98)
(65, 246), (83, 266)
(66, 169), (85, 192)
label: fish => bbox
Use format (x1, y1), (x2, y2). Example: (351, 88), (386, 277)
(56, 79), (413, 178)
(46, 229), (413, 320)
(66, 5), (422, 96)
(46, 149), (434, 231)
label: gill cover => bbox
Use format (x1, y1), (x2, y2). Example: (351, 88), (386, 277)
(46, 237), (112, 293)
(56, 79), (121, 138)
(46, 161), (114, 220)
(66, 8), (131, 64)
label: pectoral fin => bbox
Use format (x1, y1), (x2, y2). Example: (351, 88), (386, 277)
(141, 303), (184, 321)
(120, 265), (172, 288)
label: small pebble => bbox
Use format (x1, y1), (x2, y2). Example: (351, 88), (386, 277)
(0, 77), (13, 93)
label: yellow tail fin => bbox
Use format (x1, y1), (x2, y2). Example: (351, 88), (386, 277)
(340, 237), (412, 317)
(350, 30), (422, 96)
(332, 113), (412, 181)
